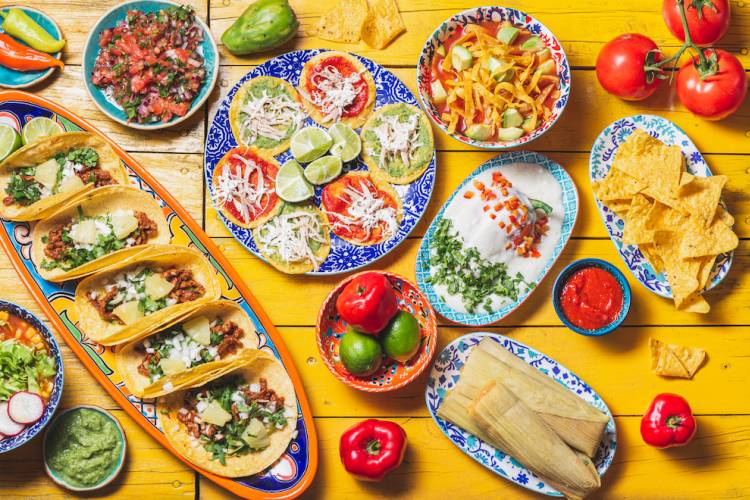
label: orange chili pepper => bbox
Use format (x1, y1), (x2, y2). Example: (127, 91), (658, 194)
(0, 34), (63, 72)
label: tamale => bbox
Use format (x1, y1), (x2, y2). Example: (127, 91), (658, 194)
(469, 381), (601, 499)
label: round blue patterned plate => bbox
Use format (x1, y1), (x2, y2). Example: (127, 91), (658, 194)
(425, 332), (617, 497)
(205, 49), (437, 275)
(589, 114), (733, 298)
(0, 299), (64, 454)
(415, 151), (578, 326)
(0, 6), (63, 89)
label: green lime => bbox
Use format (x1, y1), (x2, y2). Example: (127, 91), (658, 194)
(290, 126), (333, 163)
(304, 155), (342, 185)
(276, 159), (314, 202)
(380, 311), (421, 363)
(339, 326), (382, 376)
(328, 123), (361, 162)
(0, 125), (22, 162)
(21, 117), (63, 145)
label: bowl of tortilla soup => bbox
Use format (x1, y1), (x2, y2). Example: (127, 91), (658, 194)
(417, 7), (570, 149)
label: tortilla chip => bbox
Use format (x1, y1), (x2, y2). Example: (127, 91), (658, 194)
(622, 194), (654, 245)
(714, 205), (735, 227)
(315, 0), (370, 43)
(639, 243), (665, 274)
(680, 216), (739, 258)
(613, 129), (683, 197)
(696, 255), (717, 290)
(653, 231), (702, 309)
(650, 338), (706, 379)
(645, 201), (689, 232)
(675, 173), (726, 227)
(593, 167), (645, 201)
(361, 0), (406, 49)
(606, 199), (632, 218)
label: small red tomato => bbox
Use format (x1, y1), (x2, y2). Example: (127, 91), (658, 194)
(676, 49), (748, 120)
(596, 34), (664, 101)
(662, 0), (731, 46)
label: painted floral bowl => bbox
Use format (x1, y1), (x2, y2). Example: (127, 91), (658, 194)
(416, 6), (571, 150)
(316, 271), (438, 392)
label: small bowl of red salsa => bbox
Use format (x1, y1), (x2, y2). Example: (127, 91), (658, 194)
(552, 259), (631, 336)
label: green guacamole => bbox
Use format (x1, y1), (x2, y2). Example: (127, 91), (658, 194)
(45, 408), (123, 488)
(239, 78), (297, 150)
(363, 104), (432, 178)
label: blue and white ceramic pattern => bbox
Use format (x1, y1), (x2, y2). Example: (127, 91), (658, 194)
(0, 300), (64, 454)
(415, 151), (578, 326)
(81, 0), (218, 130)
(416, 6), (570, 150)
(0, 6), (63, 89)
(205, 49), (437, 275)
(425, 332), (617, 497)
(589, 114), (733, 298)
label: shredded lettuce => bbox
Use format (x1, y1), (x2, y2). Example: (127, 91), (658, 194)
(0, 339), (56, 400)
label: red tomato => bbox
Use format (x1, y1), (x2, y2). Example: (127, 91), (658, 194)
(662, 0), (730, 46)
(677, 49), (748, 120)
(596, 34), (664, 101)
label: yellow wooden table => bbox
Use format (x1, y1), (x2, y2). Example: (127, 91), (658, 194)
(0, 0), (748, 498)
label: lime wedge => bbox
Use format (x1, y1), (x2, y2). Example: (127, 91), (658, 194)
(305, 156), (342, 185)
(0, 125), (22, 162)
(328, 123), (361, 162)
(22, 117), (63, 145)
(290, 127), (332, 163)
(276, 159), (314, 202)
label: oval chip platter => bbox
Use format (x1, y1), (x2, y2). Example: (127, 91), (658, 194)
(0, 91), (317, 499)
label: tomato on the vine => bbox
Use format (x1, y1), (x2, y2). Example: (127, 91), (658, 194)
(676, 49), (747, 120)
(596, 34), (664, 101)
(663, 0), (730, 46)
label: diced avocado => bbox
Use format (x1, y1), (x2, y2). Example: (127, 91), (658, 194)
(451, 45), (473, 72)
(113, 300), (144, 325)
(536, 48), (551, 63)
(200, 400), (232, 426)
(464, 124), (493, 141)
(502, 109), (523, 128)
(494, 68), (514, 83)
(538, 59), (556, 75)
(521, 35), (545, 52)
(34, 159), (59, 192)
(496, 25), (520, 45)
(110, 211), (139, 239)
(431, 79), (447, 106)
(145, 273), (174, 300)
(522, 116), (537, 133)
(242, 418), (271, 450)
(159, 354), (187, 376)
(497, 127), (525, 141)
(435, 44), (446, 57)
(183, 316), (211, 346)
(486, 57), (514, 82)
(57, 175), (85, 194)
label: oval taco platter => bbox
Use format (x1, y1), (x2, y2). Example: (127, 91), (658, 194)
(425, 332), (617, 497)
(0, 91), (317, 499)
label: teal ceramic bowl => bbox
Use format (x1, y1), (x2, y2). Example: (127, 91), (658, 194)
(0, 6), (63, 89)
(81, 0), (218, 130)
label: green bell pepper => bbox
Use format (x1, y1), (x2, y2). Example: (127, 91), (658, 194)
(0, 8), (65, 54)
(221, 0), (298, 56)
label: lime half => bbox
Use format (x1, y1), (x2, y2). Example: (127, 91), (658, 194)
(304, 155), (342, 185)
(290, 127), (332, 163)
(0, 125), (22, 162)
(329, 123), (361, 162)
(22, 117), (63, 145)
(276, 159), (314, 202)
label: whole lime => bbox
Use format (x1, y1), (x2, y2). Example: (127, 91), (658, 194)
(339, 326), (383, 376)
(381, 311), (421, 363)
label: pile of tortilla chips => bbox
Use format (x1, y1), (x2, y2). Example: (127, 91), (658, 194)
(650, 338), (706, 379)
(315, 0), (406, 49)
(593, 129), (738, 313)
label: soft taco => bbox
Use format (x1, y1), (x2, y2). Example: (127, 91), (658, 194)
(229, 76), (307, 156)
(253, 203), (331, 274)
(360, 103), (434, 184)
(31, 185), (170, 282)
(157, 351), (298, 477)
(0, 131), (127, 221)
(321, 171), (403, 246)
(74, 245), (222, 345)
(116, 301), (257, 397)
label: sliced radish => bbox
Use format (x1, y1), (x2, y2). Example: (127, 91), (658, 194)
(8, 392), (45, 425)
(0, 402), (25, 437)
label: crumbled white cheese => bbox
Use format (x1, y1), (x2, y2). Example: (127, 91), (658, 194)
(238, 90), (306, 145)
(299, 64), (364, 123)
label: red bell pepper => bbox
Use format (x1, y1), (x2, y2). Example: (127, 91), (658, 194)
(335, 272), (398, 334)
(640, 393), (696, 448)
(339, 419), (407, 481)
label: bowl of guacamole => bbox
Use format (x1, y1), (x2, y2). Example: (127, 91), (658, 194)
(43, 406), (126, 491)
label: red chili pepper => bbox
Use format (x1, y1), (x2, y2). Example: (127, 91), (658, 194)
(339, 419), (407, 481)
(335, 272), (398, 334)
(640, 393), (696, 448)
(0, 34), (63, 72)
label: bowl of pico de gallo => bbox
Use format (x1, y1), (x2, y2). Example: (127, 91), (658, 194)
(82, 0), (218, 130)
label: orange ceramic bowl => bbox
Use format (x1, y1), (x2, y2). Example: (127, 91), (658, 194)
(316, 271), (438, 392)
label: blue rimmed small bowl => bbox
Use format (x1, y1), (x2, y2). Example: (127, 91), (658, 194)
(43, 405), (127, 491)
(0, 300), (64, 453)
(416, 6), (571, 150)
(552, 258), (631, 336)
(81, 0), (218, 130)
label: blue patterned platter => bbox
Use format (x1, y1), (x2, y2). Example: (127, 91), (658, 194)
(426, 332), (616, 497)
(0, 300), (64, 454)
(415, 151), (578, 326)
(206, 49), (436, 275)
(589, 115), (733, 298)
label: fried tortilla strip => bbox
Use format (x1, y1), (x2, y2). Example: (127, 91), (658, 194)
(650, 338), (706, 379)
(361, 0), (406, 49)
(315, 0), (370, 43)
